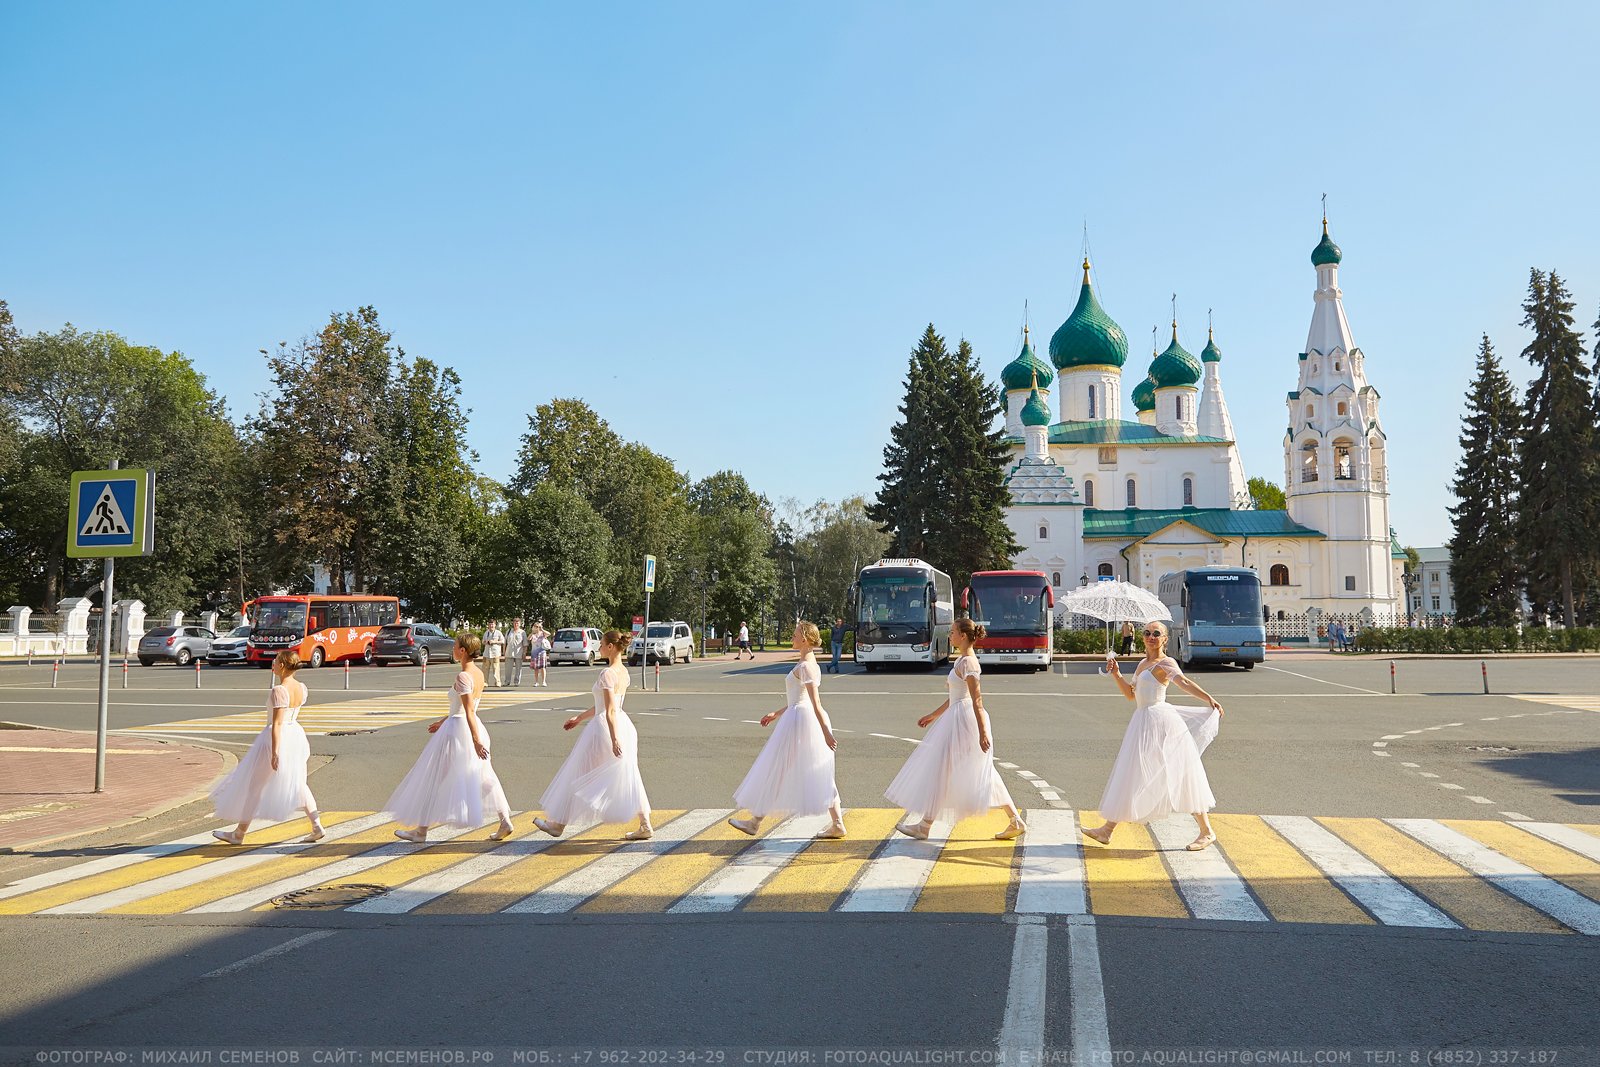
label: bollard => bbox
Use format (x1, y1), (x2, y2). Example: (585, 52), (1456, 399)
(654, 661), (661, 692)
(1482, 661), (1489, 695)
(52, 659), (59, 688)
(1389, 660), (1396, 695)
(344, 659), (351, 691)
(420, 660), (427, 691)
(195, 660), (202, 689)
(122, 657), (129, 689)
(27, 648), (34, 666)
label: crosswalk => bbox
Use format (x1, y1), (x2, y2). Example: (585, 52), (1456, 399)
(3, 809), (1599, 932)
(123, 691), (581, 736)
(1509, 694), (1600, 713)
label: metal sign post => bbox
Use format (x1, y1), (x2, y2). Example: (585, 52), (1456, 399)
(66, 462), (155, 792)
(640, 555), (656, 688)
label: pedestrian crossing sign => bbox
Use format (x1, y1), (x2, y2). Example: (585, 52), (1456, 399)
(67, 469), (155, 558)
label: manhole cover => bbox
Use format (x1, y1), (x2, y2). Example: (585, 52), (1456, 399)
(1467, 745), (1519, 753)
(327, 729), (375, 736)
(271, 884), (388, 908)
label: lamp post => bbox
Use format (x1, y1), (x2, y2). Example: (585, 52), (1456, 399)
(1402, 569), (1418, 628)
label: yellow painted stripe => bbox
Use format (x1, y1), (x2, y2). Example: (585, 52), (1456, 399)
(0, 818), (321, 915)
(1445, 820), (1600, 904)
(413, 812), (686, 915)
(913, 814), (1020, 913)
(157, 818), (404, 912)
(1078, 810), (1187, 918)
(744, 808), (900, 912)
(578, 816), (767, 914)
(1566, 823), (1600, 837)
(1322, 818), (1567, 934)
(1207, 814), (1373, 926)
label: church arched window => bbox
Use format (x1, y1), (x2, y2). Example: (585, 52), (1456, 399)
(1088, 384), (1097, 420)
(1037, 522), (1048, 540)
(1182, 477), (1194, 506)
(1333, 438), (1354, 480)
(1335, 361), (1342, 372)
(1301, 441), (1319, 483)
(1270, 564), (1290, 586)
(1083, 479), (1094, 506)
(1125, 478), (1136, 507)
(1051, 571), (1062, 588)
(1305, 404), (1314, 420)
(1098, 563), (1114, 578)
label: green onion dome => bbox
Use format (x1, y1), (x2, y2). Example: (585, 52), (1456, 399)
(1149, 326), (1202, 388)
(1021, 385), (1052, 427)
(1200, 329), (1222, 363)
(1132, 374), (1157, 413)
(1311, 219), (1342, 266)
(1049, 259), (1128, 370)
(1000, 329), (1054, 391)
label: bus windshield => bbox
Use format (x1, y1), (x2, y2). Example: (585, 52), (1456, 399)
(1186, 577), (1261, 627)
(253, 601), (307, 631)
(969, 576), (1050, 635)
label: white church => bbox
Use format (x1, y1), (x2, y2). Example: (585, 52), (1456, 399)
(999, 219), (1403, 617)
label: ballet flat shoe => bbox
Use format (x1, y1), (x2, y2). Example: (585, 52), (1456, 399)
(1185, 834), (1216, 852)
(302, 825), (326, 843)
(813, 824), (847, 840)
(394, 828), (428, 844)
(212, 830), (244, 846)
(895, 822), (930, 841)
(623, 826), (654, 841)
(1082, 826), (1113, 846)
(489, 821), (515, 841)
(994, 820), (1027, 841)
(532, 817), (563, 838)
(728, 817), (760, 836)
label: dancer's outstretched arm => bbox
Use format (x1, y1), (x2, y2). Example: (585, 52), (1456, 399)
(1155, 661), (1224, 714)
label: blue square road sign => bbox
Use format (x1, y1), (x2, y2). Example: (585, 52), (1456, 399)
(68, 469), (155, 558)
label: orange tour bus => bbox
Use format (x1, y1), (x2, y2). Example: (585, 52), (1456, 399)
(245, 594), (400, 668)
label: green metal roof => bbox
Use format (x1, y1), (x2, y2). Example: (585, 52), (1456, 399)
(1021, 387), (1052, 427)
(1200, 333), (1222, 363)
(1000, 420), (1232, 446)
(1000, 335), (1054, 391)
(1312, 222), (1342, 266)
(1131, 374), (1157, 412)
(1391, 529), (1408, 559)
(1049, 261), (1129, 371)
(1150, 330), (1202, 387)
(1082, 507), (1325, 540)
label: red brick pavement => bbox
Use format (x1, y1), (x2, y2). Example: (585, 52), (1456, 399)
(0, 727), (227, 850)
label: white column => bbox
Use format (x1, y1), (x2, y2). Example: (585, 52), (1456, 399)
(168, 611), (184, 629)
(200, 611), (219, 633)
(58, 597), (93, 655)
(113, 600), (146, 654)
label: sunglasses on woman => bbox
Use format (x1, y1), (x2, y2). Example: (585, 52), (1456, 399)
(1142, 630), (1163, 637)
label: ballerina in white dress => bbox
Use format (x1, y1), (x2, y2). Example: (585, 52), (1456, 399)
(533, 629), (653, 841)
(1083, 619), (1225, 851)
(210, 649), (325, 845)
(729, 621), (846, 840)
(885, 618), (1026, 841)
(385, 632), (515, 843)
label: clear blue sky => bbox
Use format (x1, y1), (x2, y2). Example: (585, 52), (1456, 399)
(4, 2), (1598, 548)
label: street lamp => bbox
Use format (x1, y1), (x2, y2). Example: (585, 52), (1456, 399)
(1080, 573), (1089, 587)
(1402, 569), (1418, 628)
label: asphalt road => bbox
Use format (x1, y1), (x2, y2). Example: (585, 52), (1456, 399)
(1, 654), (1597, 1062)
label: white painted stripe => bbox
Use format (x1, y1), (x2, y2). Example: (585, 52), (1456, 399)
(0, 820), (288, 901)
(1380, 735), (1406, 740)
(1066, 914), (1113, 1058)
(1371, 752), (1390, 757)
(838, 821), (952, 912)
(1037, 790), (1061, 802)
(1465, 796), (1495, 805)
(869, 733), (898, 740)
(42, 814), (392, 914)
(200, 931), (335, 978)
(996, 915), (1046, 1062)
(1014, 809), (1086, 915)
(1514, 823), (1600, 863)
(997, 762), (1019, 770)
(1371, 742), (1387, 748)
(668, 814), (829, 913)
(1438, 784), (1465, 791)
(1499, 812), (1531, 822)
(1263, 815), (1456, 929)
(1390, 819), (1600, 935)
(344, 822), (582, 914)
(1148, 818), (1269, 922)
(187, 824), (473, 913)
(1418, 773), (1440, 778)
(1016, 770), (1040, 780)
(502, 808), (730, 914)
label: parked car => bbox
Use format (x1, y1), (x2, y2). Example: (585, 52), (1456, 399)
(628, 621), (694, 665)
(138, 625), (215, 667)
(206, 625), (253, 664)
(373, 622), (457, 666)
(550, 627), (604, 665)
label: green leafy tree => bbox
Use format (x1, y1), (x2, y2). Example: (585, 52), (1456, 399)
(1517, 270), (1597, 625)
(461, 483), (618, 627)
(686, 471), (777, 640)
(790, 495), (891, 622)
(1447, 335), (1525, 625)
(1247, 477), (1286, 511)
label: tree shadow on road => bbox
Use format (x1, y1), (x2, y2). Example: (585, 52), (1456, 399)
(1479, 746), (1600, 806)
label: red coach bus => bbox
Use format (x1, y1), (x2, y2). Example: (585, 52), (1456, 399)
(246, 594), (400, 668)
(961, 570), (1053, 670)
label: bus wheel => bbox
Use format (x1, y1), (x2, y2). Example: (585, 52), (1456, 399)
(1240, 660), (1255, 671)
(863, 663), (878, 673)
(310, 646), (325, 669)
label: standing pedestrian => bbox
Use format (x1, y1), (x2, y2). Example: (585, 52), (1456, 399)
(1119, 621), (1136, 657)
(506, 617), (528, 687)
(533, 630), (653, 841)
(1083, 620), (1223, 851)
(828, 617), (846, 674)
(885, 618), (1026, 842)
(729, 621), (846, 839)
(738, 620), (753, 660)
(530, 622), (550, 687)
(384, 632), (515, 844)
(209, 649), (324, 845)
(483, 620), (505, 687)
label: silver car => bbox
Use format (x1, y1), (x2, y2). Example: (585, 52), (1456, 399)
(138, 625), (215, 667)
(206, 625), (253, 664)
(550, 627), (603, 665)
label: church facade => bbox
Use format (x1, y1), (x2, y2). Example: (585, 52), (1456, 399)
(998, 220), (1403, 617)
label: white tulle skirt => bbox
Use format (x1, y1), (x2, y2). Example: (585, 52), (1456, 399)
(384, 714), (511, 830)
(733, 698), (841, 817)
(1096, 701), (1220, 823)
(540, 710), (651, 825)
(210, 721), (315, 823)
(884, 698), (1014, 822)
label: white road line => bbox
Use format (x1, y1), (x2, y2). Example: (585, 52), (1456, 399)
(1258, 664), (1386, 695)
(1464, 796), (1495, 805)
(187, 825), (473, 913)
(1419, 773), (1440, 779)
(1038, 790), (1062, 802)
(1481, 717), (1499, 721)
(997, 762), (1019, 770)
(1438, 784), (1465, 791)
(1401, 763), (1420, 768)
(868, 733), (898, 740)
(42, 814), (392, 914)
(1380, 735), (1406, 740)
(346, 826), (584, 914)
(1371, 752), (1390, 757)
(1499, 812), (1532, 822)
(1148, 818), (1269, 922)
(838, 821), (952, 912)
(702, 717), (728, 721)
(1513, 823), (1600, 864)
(1372, 742), (1387, 748)
(200, 931), (336, 978)
(668, 815), (829, 914)
(996, 915), (1046, 1063)
(1263, 815), (1456, 929)
(1017, 770), (1040, 780)
(502, 809), (730, 914)
(1014, 809), (1086, 915)
(0, 820), (288, 901)
(1066, 914), (1113, 1058)
(1390, 819), (1600, 935)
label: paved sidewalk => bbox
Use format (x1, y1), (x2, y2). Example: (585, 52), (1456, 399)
(0, 724), (227, 851)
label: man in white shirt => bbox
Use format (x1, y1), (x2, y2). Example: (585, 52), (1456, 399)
(483, 620), (506, 687)
(738, 621), (752, 660)
(505, 618), (528, 686)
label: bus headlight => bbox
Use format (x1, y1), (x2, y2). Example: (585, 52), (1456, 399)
(912, 643), (929, 652)
(856, 643), (874, 653)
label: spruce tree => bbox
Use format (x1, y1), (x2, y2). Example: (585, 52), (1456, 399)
(1447, 335), (1523, 625)
(869, 325), (950, 561)
(1517, 270), (1597, 626)
(938, 337), (1020, 591)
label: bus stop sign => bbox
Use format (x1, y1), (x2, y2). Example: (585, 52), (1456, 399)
(68, 469), (154, 558)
